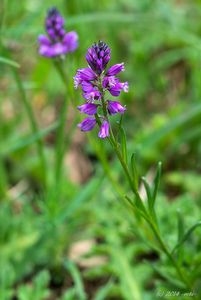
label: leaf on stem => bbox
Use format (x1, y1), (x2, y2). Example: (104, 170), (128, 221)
(141, 176), (157, 222)
(171, 221), (201, 254)
(142, 162), (162, 213)
(176, 209), (185, 263)
(0, 56), (20, 68)
(125, 195), (148, 221)
(152, 161), (162, 204)
(131, 153), (138, 191)
(141, 177), (152, 203)
(120, 127), (128, 164)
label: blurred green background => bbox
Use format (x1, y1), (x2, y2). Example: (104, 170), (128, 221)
(1, 0), (201, 299)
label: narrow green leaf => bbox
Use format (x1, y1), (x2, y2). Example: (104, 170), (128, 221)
(125, 195), (148, 221)
(172, 221), (201, 254)
(176, 209), (185, 263)
(131, 153), (138, 191)
(120, 127), (128, 164)
(177, 209), (185, 242)
(94, 280), (114, 300)
(141, 177), (157, 222)
(64, 260), (86, 300)
(141, 177), (152, 203)
(144, 260), (185, 289)
(152, 162), (162, 204)
(0, 56), (20, 68)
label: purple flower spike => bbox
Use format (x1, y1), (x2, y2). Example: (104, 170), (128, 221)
(74, 41), (128, 137)
(63, 31), (78, 52)
(98, 120), (110, 139)
(45, 7), (65, 40)
(106, 63), (125, 76)
(38, 7), (78, 58)
(107, 100), (126, 115)
(86, 41), (111, 75)
(78, 117), (96, 131)
(77, 103), (98, 115)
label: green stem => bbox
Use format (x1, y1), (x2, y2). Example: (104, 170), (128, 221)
(13, 70), (47, 187)
(147, 218), (192, 290)
(0, 0), (7, 45)
(0, 159), (8, 198)
(112, 134), (193, 289)
(111, 133), (192, 289)
(98, 91), (193, 291)
(53, 59), (70, 188)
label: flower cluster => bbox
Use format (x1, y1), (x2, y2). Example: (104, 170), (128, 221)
(74, 41), (128, 138)
(38, 7), (78, 58)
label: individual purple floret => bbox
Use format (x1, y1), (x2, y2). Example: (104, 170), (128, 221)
(77, 103), (99, 115)
(106, 63), (125, 76)
(74, 41), (128, 139)
(107, 100), (126, 115)
(78, 117), (96, 132)
(38, 7), (78, 58)
(98, 120), (110, 139)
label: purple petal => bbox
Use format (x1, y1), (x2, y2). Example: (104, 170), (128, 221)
(83, 90), (101, 101)
(98, 120), (110, 139)
(38, 35), (51, 45)
(109, 80), (129, 97)
(73, 73), (81, 89)
(106, 63), (125, 76)
(77, 103), (98, 115)
(78, 68), (97, 81)
(81, 81), (95, 93)
(39, 45), (54, 57)
(107, 100), (126, 115)
(122, 82), (129, 92)
(78, 117), (96, 131)
(63, 31), (78, 52)
(39, 42), (67, 57)
(102, 76), (117, 89)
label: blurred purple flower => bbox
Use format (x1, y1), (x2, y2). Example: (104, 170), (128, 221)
(38, 7), (78, 58)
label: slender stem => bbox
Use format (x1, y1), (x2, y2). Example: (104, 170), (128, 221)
(0, 159), (8, 198)
(111, 135), (193, 289)
(110, 133), (192, 289)
(98, 90), (193, 291)
(13, 69), (47, 187)
(53, 60), (69, 186)
(0, 0), (7, 45)
(147, 218), (192, 290)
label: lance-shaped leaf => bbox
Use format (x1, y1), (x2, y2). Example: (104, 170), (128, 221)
(176, 209), (185, 263)
(120, 127), (128, 164)
(141, 176), (157, 222)
(131, 153), (138, 191)
(171, 221), (201, 254)
(152, 161), (162, 205)
(0, 56), (20, 68)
